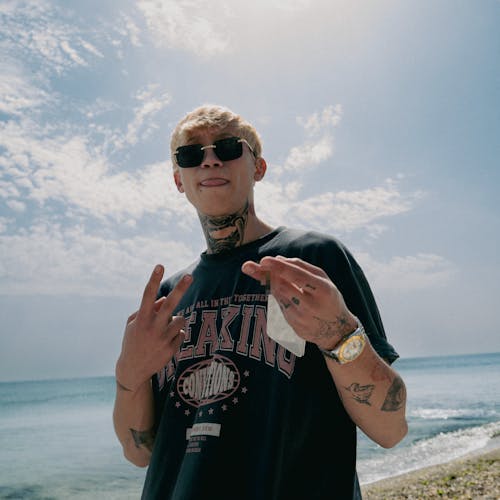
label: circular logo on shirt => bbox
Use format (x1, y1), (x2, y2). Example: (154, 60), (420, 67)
(177, 355), (241, 408)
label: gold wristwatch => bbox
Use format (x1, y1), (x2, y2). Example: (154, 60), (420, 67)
(319, 319), (367, 364)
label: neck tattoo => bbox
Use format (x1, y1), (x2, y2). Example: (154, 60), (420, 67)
(200, 203), (249, 254)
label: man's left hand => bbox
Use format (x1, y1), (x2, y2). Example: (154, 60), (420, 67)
(242, 255), (357, 350)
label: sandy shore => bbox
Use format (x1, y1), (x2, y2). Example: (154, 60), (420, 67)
(361, 445), (500, 499)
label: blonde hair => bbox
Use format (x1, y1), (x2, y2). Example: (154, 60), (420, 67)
(170, 104), (263, 170)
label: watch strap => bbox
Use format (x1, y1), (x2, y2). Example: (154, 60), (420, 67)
(318, 318), (366, 363)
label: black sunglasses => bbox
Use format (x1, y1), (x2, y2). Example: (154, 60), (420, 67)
(174, 136), (255, 168)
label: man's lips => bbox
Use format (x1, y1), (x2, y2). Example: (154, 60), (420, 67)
(199, 178), (229, 187)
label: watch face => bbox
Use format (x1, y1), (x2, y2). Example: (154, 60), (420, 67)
(340, 335), (365, 362)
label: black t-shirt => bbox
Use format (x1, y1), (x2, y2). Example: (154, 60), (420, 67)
(142, 227), (398, 500)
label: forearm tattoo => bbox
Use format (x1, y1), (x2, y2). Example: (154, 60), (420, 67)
(343, 375), (405, 412)
(381, 375), (406, 412)
(130, 428), (156, 452)
(344, 382), (375, 406)
(199, 202), (249, 253)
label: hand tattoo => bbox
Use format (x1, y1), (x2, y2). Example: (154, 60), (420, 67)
(381, 375), (406, 412)
(313, 313), (351, 344)
(199, 202), (248, 253)
(130, 427), (156, 452)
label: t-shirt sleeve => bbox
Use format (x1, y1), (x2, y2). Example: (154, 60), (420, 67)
(327, 242), (399, 364)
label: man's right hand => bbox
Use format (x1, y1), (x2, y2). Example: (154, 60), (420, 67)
(115, 264), (193, 392)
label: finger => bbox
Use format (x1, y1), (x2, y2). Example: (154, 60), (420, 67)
(272, 285), (306, 312)
(163, 315), (186, 338)
(241, 261), (268, 284)
(138, 265), (164, 317)
(153, 296), (167, 313)
(274, 255), (327, 278)
(127, 310), (139, 324)
(170, 329), (186, 353)
(260, 257), (324, 293)
(157, 274), (193, 322)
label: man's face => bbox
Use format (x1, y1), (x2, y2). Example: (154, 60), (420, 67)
(173, 128), (264, 217)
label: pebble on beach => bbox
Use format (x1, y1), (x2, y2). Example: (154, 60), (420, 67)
(361, 448), (500, 500)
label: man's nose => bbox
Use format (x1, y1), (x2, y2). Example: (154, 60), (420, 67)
(200, 146), (222, 168)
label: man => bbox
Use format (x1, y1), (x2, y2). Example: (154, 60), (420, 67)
(113, 104), (408, 499)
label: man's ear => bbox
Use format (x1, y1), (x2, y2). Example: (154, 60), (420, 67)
(174, 171), (184, 193)
(254, 158), (267, 181)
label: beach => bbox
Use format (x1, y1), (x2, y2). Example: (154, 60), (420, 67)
(362, 443), (500, 499)
(0, 354), (498, 499)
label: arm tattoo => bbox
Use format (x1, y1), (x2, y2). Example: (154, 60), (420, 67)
(344, 382), (375, 406)
(381, 375), (406, 412)
(199, 202), (248, 254)
(130, 428), (156, 452)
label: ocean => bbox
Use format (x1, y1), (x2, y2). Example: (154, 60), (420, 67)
(0, 352), (498, 499)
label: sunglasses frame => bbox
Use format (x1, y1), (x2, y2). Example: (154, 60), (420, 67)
(175, 137), (255, 168)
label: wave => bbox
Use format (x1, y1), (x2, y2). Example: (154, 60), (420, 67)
(409, 407), (499, 420)
(358, 420), (500, 485)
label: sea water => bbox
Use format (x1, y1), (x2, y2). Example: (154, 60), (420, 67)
(357, 352), (500, 484)
(0, 353), (498, 498)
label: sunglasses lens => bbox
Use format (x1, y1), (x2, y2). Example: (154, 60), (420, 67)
(214, 137), (242, 161)
(176, 145), (204, 168)
(175, 137), (244, 168)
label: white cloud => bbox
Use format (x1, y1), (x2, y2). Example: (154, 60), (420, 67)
(0, 63), (49, 116)
(77, 85), (173, 153)
(137, 0), (230, 57)
(283, 105), (342, 172)
(60, 40), (87, 66)
(0, 223), (198, 297)
(0, 0), (103, 75)
(115, 84), (172, 149)
(256, 177), (418, 234)
(264, 106), (419, 233)
(5, 199), (25, 212)
(0, 119), (194, 225)
(121, 13), (142, 47)
(283, 136), (334, 171)
(79, 39), (104, 58)
(297, 104), (343, 137)
(136, 0), (326, 59)
(356, 252), (458, 292)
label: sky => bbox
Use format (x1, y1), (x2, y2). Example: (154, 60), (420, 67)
(0, 0), (499, 382)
